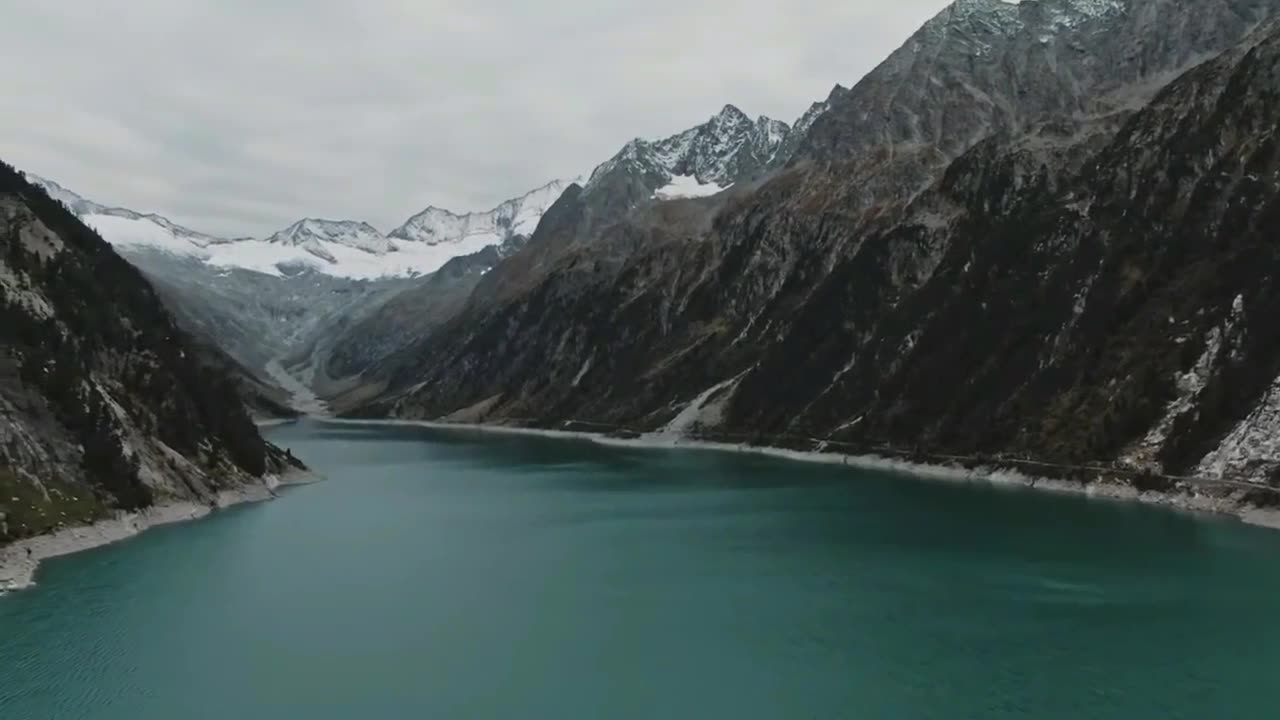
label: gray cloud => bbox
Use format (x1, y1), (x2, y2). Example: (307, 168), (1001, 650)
(1, 0), (952, 237)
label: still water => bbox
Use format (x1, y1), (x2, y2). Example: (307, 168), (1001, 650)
(2, 420), (1279, 718)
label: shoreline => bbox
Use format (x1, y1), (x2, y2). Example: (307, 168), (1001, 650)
(325, 417), (1280, 531)
(0, 467), (318, 595)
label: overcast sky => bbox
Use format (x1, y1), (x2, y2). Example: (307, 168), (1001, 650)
(1, 0), (951, 237)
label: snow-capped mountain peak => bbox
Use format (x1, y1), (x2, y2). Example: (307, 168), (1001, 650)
(709, 103), (753, 131)
(390, 176), (584, 249)
(586, 104), (794, 200)
(267, 218), (391, 255)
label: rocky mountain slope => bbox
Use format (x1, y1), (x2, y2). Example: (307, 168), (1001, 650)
(0, 161), (300, 546)
(349, 0), (1280, 505)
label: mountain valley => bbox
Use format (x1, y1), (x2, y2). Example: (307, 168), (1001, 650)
(14, 0), (1280, 510)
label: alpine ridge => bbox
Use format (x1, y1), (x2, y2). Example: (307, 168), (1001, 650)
(391, 177), (583, 249)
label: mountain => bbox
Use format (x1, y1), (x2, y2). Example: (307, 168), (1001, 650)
(572, 104), (796, 222)
(773, 0), (1280, 220)
(268, 218), (392, 257)
(313, 106), (803, 400)
(391, 177), (582, 247)
(585, 104), (791, 200)
(345, 0), (1280, 511)
(0, 160), (301, 550)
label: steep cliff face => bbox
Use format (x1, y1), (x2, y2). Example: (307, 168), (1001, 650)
(0, 162), (298, 544)
(354, 4), (1280, 500)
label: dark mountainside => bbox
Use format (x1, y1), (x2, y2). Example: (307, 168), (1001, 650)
(0, 162), (299, 544)
(341, 0), (1280, 502)
(317, 236), (527, 412)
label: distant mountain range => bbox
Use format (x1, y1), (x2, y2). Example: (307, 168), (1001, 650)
(26, 101), (816, 281)
(22, 173), (580, 279)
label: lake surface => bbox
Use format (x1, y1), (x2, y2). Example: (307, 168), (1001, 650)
(3, 420), (1280, 719)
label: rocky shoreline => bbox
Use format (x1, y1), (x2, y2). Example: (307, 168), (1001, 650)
(330, 418), (1280, 532)
(0, 468), (318, 594)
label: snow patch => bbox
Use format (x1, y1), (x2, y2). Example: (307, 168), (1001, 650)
(653, 175), (729, 201)
(83, 213), (208, 258)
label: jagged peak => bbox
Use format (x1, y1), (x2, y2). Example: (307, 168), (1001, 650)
(270, 217), (383, 240)
(267, 217), (389, 257)
(713, 103), (752, 124)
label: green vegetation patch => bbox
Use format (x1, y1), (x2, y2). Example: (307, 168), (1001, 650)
(0, 468), (108, 544)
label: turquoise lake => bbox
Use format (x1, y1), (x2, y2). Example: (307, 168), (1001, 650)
(2, 420), (1279, 718)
